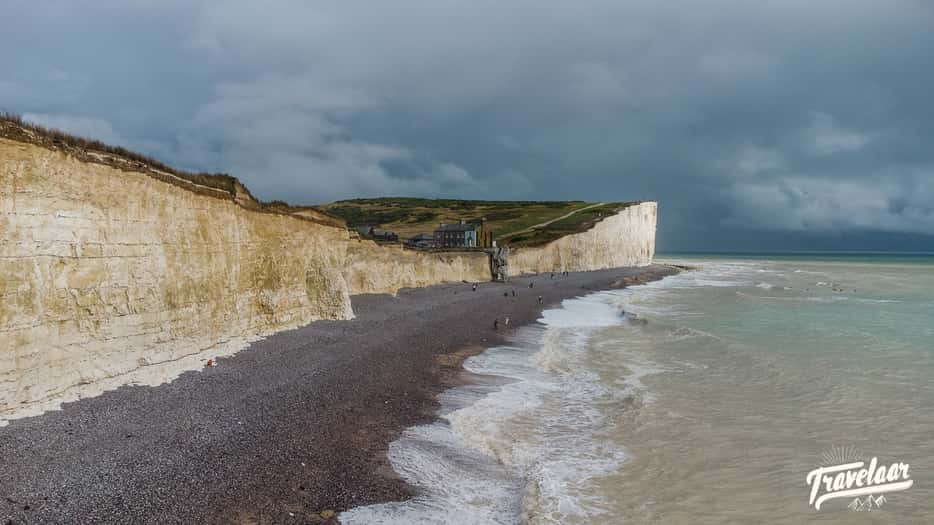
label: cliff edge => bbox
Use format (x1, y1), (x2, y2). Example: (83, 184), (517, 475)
(510, 202), (656, 274)
(0, 138), (353, 419)
(0, 123), (656, 421)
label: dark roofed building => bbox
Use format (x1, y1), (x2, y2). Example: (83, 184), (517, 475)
(371, 228), (398, 242)
(406, 233), (437, 248)
(356, 225), (399, 242)
(434, 220), (480, 248)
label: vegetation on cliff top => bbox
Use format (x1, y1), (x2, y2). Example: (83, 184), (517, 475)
(499, 202), (638, 246)
(0, 113), (242, 195)
(0, 113), (346, 227)
(318, 197), (640, 246)
(1, 113), (639, 242)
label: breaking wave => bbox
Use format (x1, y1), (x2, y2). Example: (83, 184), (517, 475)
(341, 293), (656, 524)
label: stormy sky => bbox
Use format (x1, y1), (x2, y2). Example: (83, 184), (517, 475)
(3, 1), (933, 251)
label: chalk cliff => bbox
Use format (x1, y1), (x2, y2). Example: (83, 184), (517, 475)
(510, 202), (657, 274)
(0, 132), (656, 421)
(0, 138), (353, 419)
(343, 240), (490, 296)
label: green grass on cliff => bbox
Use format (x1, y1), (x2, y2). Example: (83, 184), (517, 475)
(500, 202), (638, 246)
(317, 197), (640, 246)
(0, 113), (345, 227)
(0, 113), (639, 242)
(0, 113), (242, 196)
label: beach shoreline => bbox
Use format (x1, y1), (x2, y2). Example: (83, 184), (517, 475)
(0, 265), (677, 525)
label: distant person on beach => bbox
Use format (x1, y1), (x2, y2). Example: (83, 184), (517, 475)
(494, 318), (499, 330)
(529, 282), (534, 289)
(504, 316), (510, 326)
(512, 289), (516, 297)
(538, 295), (543, 305)
(472, 284), (477, 292)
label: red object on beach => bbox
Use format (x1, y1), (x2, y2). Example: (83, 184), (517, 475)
(206, 359), (214, 367)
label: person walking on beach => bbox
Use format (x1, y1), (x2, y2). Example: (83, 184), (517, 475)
(512, 289), (516, 297)
(494, 318), (499, 330)
(529, 282), (534, 289)
(538, 295), (543, 305)
(504, 316), (510, 326)
(472, 283), (477, 292)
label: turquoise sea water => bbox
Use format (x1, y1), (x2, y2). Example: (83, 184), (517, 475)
(345, 254), (934, 524)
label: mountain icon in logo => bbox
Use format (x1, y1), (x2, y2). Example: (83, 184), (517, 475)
(848, 494), (886, 511)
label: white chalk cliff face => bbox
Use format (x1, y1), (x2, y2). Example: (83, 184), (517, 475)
(510, 202), (657, 274)
(0, 138), (354, 421)
(343, 240), (490, 296)
(0, 136), (656, 422)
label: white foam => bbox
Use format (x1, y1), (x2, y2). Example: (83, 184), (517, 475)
(538, 294), (624, 328)
(343, 262), (769, 524)
(343, 291), (659, 524)
(340, 418), (524, 524)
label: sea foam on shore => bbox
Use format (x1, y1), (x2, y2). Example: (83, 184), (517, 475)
(342, 290), (659, 524)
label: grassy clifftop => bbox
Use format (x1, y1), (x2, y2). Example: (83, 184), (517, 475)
(500, 201), (639, 247)
(0, 113), (242, 197)
(0, 113), (346, 228)
(318, 197), (640, 246)
(1, 113), (639, 245)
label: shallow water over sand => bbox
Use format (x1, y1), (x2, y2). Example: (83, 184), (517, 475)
(344, 255), (934, 523)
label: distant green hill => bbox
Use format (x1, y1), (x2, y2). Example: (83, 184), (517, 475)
(317, 197), (638, 247)
(0, 114), (637, 246)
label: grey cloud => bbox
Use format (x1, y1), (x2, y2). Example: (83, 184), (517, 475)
(805, 113), (873, 156)
(23, 113), (126, 145)
(2, 0), (933, 250)
(727, 174), (934, 234)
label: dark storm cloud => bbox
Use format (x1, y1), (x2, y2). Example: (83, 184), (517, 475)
(3, 0), (933, 250)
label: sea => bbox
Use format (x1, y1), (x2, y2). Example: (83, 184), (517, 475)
(342, 253), (934, 524)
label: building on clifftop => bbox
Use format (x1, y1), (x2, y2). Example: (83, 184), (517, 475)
(434, 220), (482, 248)
(406, 233), (437, 248)
(356, 225), (399, 242)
